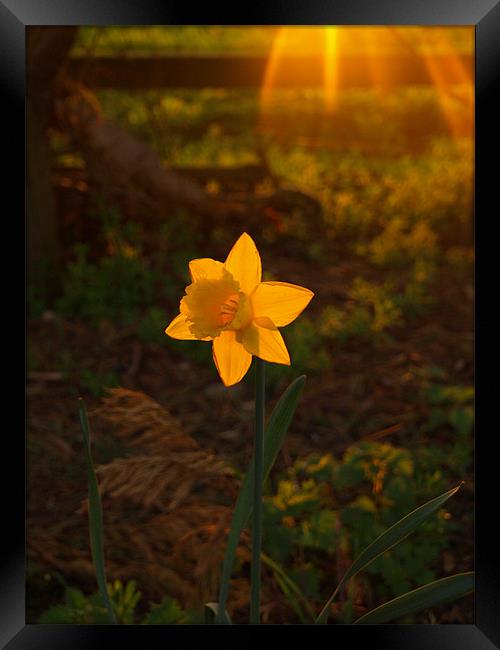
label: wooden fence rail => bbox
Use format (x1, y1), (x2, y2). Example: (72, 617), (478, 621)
(68, 54), (473, 90)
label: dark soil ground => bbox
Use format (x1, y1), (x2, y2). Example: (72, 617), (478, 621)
(27, 235), (474, 623)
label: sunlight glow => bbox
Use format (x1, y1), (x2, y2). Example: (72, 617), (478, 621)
(418, 29), (473, 138)
(259, 26), (473, 138)
(324, 27), (339, 114)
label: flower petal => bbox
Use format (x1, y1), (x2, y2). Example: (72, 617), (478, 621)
(165, 313), (199, 340)
(212, 330), (253, 386)
(239, 323), (290, 366)
(254, 316), (277, 330)
(189, 258), (226, 282)
(224, 233), (262, 295)
(251, 281), (314, 327)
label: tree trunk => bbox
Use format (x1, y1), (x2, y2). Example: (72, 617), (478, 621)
(27, 27), (77, 303)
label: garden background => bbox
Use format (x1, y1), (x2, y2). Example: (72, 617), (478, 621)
(27, 26), (474, 624)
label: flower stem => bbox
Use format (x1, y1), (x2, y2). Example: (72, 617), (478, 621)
(250, 357), (265, 624)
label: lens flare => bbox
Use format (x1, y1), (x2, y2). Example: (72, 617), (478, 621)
(259, 26), (473, 140)
(417, 28), (473, 138)
(324, 27), (339, 114)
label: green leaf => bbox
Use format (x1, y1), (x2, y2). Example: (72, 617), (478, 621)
(79, 398), (117, 624)
(216, 375), (307, 623)
(261, 552), (315, 623)
(38, 605), (76, 624)
(142, 596), (187, 625)
(315, 483), (463, 624)
(204, 602), (232, 624)
(123, 579), (137, 604)
(448, 407), (474, 437)
(353, 572), (474, 624)
(65, 586), (87, 609)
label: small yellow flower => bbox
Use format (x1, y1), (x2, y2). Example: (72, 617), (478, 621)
(165, 233), (314, 386)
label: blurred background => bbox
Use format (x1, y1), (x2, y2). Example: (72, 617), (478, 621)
(27, 26), (474, 624)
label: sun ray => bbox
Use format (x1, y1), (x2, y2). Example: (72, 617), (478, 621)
(259, 26), (473, 142)
(324, 27), (340, 114)
(418, 28), (473, 139)
(260, 27), (290, 115)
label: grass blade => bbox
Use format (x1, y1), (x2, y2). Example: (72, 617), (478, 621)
(262, 552), (315, 623)
(315, 483), (463, 624)
(353, 572), (474, 624)
(79, 398), (117, 624)
(204, 602), (232, 624)
(216, 375), (307, 623)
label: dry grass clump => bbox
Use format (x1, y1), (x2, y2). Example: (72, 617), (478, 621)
(29, 388), (245, 610)
(90, 388), (236, 511)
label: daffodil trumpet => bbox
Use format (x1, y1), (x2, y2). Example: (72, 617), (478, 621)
(165, 232), (314, 387)
(165, 232), (314, 622)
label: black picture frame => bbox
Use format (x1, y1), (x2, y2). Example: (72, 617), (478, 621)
(4, 0), (499, 647)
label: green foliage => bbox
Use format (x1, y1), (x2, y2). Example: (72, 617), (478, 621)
(316, 484), (462, 623)
(261, 552), (317, 623)
(80, 369), (119, 398)
(262, 439), (460, 615)
(54, 206), (201, 341)
(217, 375), (306, 622)
(318, 280), (403, 345)
(27, 285), (47, 319)
(445, 246), (474, 279)
(334, 443), (450, 599)
(286, 317), (332, 372)
(56, 243), (158, 326)
(109, 579), (141, 624)
(426, 384), (474, 407)
(317, 260), (436, 347)
(30, 27), (474, 627)
(79, 398), (117, 623)
(45, 77), (472, 369)
(141, 595), (188, 625)
(74, 26), (472, 59)
(263, 317), (332, 390)
(38, 581), (134, 624)
(350, 278), (403, 335)
(38, 581), (188, 625)
(353, 572), (474, 624)
(423, 383), (474, 474)
(137, 307), (170, 345)
(361, 219), (437, 268)
(268, 127), (471, 224)
(74, 26), (279, 56)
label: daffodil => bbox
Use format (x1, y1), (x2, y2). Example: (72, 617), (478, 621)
(165, 233), (314, 386)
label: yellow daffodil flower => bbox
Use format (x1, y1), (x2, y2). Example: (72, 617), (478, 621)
(165, 233), (314, 386)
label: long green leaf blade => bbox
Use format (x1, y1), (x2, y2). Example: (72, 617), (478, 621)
(216, 375), (307, 623)
(315, 483), (462, 624)
(261, 551), (315, 623)
(353, 572), (474, 624)
(204, 602), (232, 624)
(79, 398), (117, 624)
